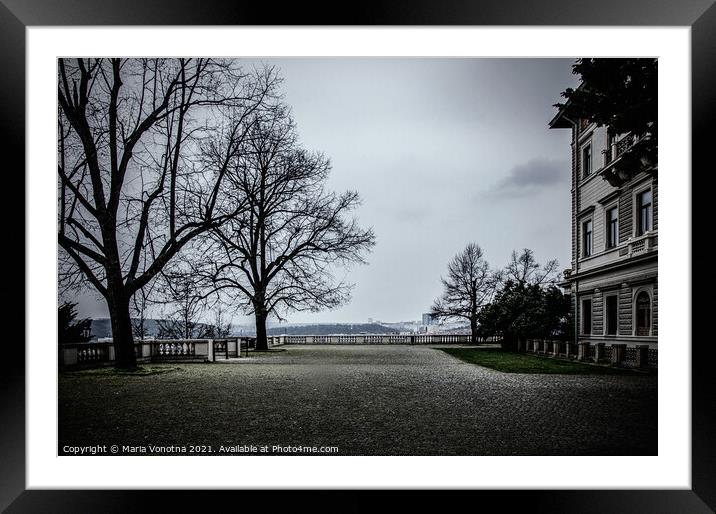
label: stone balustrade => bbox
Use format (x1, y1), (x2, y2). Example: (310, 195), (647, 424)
(523, 339), (656, 369)
(59, 337), (258, 368)
(60, 334), (476, 369)
(266, 334), (474, 345)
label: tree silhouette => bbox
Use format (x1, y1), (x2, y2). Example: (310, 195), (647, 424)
(477, 249), (568, 350)
(57, 58), (278, 368)
(431, 243), (499, 344)
(556, 58), (657, 184)
(202, 104), (375, 351)
(504, 248), (559, 287)
(58, 302), (92, 344)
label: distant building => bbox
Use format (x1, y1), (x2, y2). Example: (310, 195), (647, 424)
(422, 313), (435, 326)
(550, 104), (657, 349)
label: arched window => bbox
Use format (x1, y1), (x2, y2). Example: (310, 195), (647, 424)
(635, 291), (651, 336)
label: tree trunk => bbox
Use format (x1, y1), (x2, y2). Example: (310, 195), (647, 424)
(470, 318), (478, 345)
(254, 309), (268, 351)
(501, 333), (517, 352)
(108, 289), (137, 369)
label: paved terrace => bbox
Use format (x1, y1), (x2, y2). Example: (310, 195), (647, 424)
(59, 345), (657, 455)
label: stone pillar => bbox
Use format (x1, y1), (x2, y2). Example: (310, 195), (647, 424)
(552, 340), (560, 356)
(612, 343), (627, 366)
(62, 347), (78, 367)
(636, 345), (650, 369)
(566, 342), (572, 358)
(594, 342), (605, 363)
(207, 339), (214, 362)
(578, 342), (590, 361)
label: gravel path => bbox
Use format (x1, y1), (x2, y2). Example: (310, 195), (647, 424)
(59, 345), (657, 455)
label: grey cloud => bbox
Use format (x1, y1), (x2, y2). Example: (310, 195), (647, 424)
(489, 158), (569, 198)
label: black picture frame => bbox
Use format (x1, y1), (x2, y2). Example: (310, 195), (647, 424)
(3, 1), (712, 511)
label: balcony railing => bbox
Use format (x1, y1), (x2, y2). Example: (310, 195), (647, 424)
(618, 232), (658, 257)
(602, 133), (635, 166)
(616, 134), (635, 157)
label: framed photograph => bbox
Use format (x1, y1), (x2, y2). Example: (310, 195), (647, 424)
(4, 0), (712, 511)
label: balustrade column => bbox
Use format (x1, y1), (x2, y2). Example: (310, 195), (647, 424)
(594, 343), (605, 363)
(578, 342), (590, 361)
(635, 345), (650, 369)
(611, 344), (627, 366)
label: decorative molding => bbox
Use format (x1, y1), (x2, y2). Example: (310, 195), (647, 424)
(598, 190), (620, 205)
(577, 205), (595, 218)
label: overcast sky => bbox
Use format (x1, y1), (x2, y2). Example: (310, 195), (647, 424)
(73, 58), (579, 324)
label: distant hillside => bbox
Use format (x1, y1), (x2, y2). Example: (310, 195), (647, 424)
(90, 318), (214, 339)
(267, 323), (399, 336)
(90, 319), (401, 338)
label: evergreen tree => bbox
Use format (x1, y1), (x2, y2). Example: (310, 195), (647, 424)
(58, 302), (92, 344)
(556, 58), (657, 183)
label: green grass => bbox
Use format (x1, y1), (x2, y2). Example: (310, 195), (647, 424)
(439, 348), (646, 375)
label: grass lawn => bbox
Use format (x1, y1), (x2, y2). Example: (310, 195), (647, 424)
(439, 348), (646, 375)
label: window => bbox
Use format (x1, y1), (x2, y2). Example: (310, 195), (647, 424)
(606, 206), (619, 249)
(635, 291), (651, 336)
(605, 295), (618, 336)
(582, 219), (593, 257)
(582, 298), (592, 335)
(582, 144), (592, 177)
(637, 189), (652, 235)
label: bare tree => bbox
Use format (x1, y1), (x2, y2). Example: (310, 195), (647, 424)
(130, 280), (154, 340)
(57, 58), (278, 368)
(155, 263), (209, 340)
(206, 304), (233, 339)
(202, 105), (375, 350)
(504, 248), (559, 287)
(431, 243), (498, 344)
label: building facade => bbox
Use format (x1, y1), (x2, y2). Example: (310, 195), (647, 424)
(550, 113), (658, 351)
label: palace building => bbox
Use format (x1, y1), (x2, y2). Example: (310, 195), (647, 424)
(549, 105), (658, 353)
